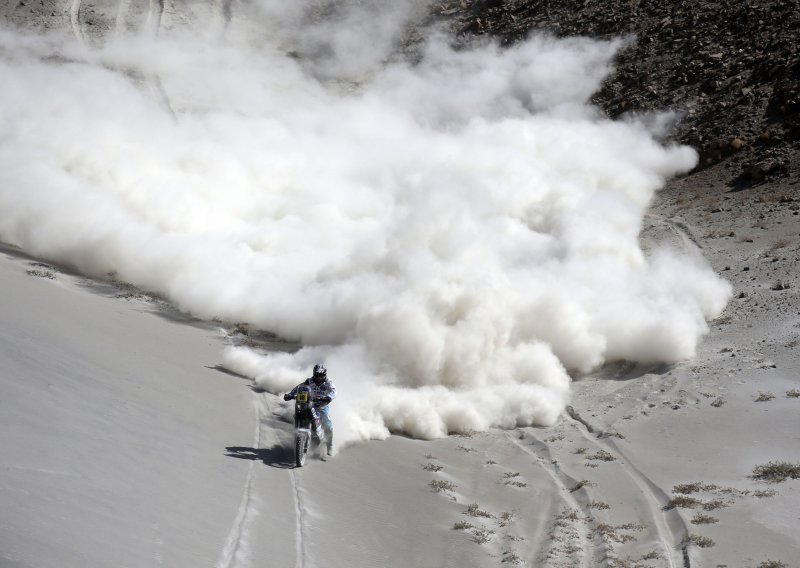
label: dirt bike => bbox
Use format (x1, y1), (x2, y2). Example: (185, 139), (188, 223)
(291, 385), (326, 467)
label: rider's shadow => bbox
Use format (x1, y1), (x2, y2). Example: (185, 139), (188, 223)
(225, 444), (295, 469)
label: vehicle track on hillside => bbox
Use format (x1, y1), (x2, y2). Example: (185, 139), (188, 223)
(506, 431), (605, 568)
(563, 409), (691, 568)
(643, 213), (703, 254)
(216, 397), (263, 568)
(217, 392), (310, 568)
(69, 0), (86, 44)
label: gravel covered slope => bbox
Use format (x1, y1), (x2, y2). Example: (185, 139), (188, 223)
(443, 0), (800, 187)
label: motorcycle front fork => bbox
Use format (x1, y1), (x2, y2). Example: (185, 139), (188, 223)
(310, 408), (324, 440)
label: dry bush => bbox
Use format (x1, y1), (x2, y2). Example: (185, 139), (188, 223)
(499, 511), (514, 527)
(691, 513), (719, 525)
(485, 459), (497, 465)
(503, 472), (521, 479)
(702, 499), (728, 511)
(586, 450), (616, 462)
(591, 500), (610, 510)
(457, 445), (476, 452)
(758, 561), (788, 568)
(574, 447), (588, 455)
(429, 480), (456, 493)
(754, 489), (778, 498)
(570, 479), (595, 493)
(664, 496), (700, 510)
(26, 268), (56, 279)
(422, 462), (443, 472)
(504, 480), (527, 488)
(453, 520), (474, 530)
(593, 522), (644, 544)
(786, 389), (800, 398)
(501, 551), (522, 564)
(472, 528), (494, 544)
(711, 397), (726, 407)
(673, 482), (707, 494)
(463, 503), (493, 518)
(755, 391), (776, 402)
(751, 461), (800, 483)
(687, 534), (715, 548)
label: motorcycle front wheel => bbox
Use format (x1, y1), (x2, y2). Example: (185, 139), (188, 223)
(295, 431), (309, 467)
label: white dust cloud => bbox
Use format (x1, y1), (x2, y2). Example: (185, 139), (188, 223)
(0, 1), (731, 442)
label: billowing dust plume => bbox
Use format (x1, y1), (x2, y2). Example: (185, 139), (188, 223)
(0, 1), (730, 442)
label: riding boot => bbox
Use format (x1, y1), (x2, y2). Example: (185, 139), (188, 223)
(326, 431), (334, 456)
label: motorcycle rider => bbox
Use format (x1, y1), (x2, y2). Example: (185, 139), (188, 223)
(284, 364), (336, 456)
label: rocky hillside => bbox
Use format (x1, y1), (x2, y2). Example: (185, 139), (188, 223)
(440, 0), (800, 190)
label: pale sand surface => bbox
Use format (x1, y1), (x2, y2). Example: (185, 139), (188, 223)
(1, 181), (798, 567)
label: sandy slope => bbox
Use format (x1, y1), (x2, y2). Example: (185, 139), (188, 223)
(3, 201), (798, 568)
(0, 247), (260, 567)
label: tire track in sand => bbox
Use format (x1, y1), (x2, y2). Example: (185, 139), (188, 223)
(260, 395), (311, 568)
(217, 393), (309, 568)
(505, 431), (605, 568)
(69, 0), (86, 44)
(564, 409), (691, 568)
(216, 397), (263, 568)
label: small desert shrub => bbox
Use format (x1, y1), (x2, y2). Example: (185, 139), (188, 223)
(786, 389), (800, 398)
(574, 447), (588, 455)
(555, 508), (581, 523)
(593, 522), (643, 544)
(504, 480), (527, 488)
(422, 462), (443, 472)
(711, 397), (726, 407)
(758, 560), (788, 568)
(586, 450), (616, 462)
(751, 461), (800, 483)
(570, 479), (595, 493)
(674, 482), (721, 494)
(453, 520), (474, 530)
(429, 480), (456, 493)
(673, 482), (704, 494)
(755, 391), (776, 402)
(485, 459), (497, 465)
(754, 489), (778, 498)
(702, 499), (728, 511)
(691, 513), (719, 525)
(463, 503), (493, 518)
(499, 511), (514, 526)
(472, 528), (494, 544)
(503, 472), (521, 479)
(687, 534), (715, 548)
(664, 496), (700, 510)
(424, 454), (437, 460)
(26, 268), (56, 279)
(501, 551), (522, 564)
(457, 445), (476, 453)
(590, 500), (610, 510)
